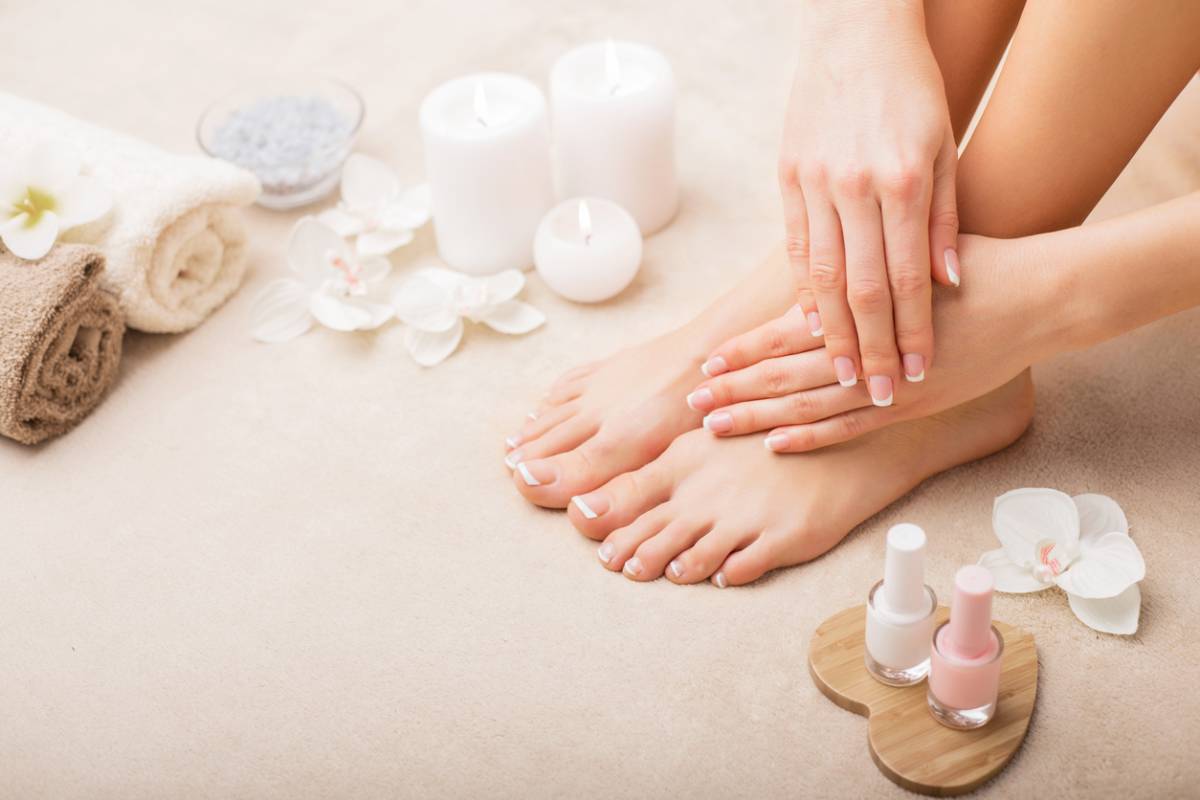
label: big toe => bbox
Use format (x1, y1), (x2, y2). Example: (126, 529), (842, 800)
(566, 456), (676, 540)
(512, 429), (661, 509)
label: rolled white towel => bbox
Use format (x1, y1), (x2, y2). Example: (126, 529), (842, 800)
(0, 92), (260, 333)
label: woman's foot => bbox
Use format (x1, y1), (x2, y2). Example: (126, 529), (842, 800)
(569, 375), (1034, 586)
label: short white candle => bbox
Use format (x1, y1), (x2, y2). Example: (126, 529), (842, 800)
(550, 40), (678, 235)
(534, 197), (642, 303)
(419, 73), (555, 275)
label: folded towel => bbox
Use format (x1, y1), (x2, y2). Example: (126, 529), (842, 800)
(0, 92), (260, 333)
(0, 245), (124, 445)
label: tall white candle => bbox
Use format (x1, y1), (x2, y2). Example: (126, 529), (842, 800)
(550, 40), (678, 235)
(419, 73), (555, 275)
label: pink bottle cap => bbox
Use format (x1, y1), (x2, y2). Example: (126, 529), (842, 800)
(945, 565), (995, 659)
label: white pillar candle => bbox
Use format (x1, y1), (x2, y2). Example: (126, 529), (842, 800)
(419, 73), (555, 275)
(534, 197), (642, 303)
(550, 40), (678, 235)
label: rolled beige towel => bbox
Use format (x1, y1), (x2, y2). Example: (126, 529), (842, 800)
(0, 92), (260, 333)
(0, 245), (124, 445)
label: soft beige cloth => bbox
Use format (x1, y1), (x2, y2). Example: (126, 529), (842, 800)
(0, 92), (260, 333)
(0, 244), (123, 444)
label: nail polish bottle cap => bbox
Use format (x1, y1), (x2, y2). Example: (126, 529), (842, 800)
(945, 565), (995, 659)
(880, 523), (930, 621)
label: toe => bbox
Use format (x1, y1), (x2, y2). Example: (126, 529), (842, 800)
(566, 457), (675, 539)
(513, 429), (659, 509)
(507, 402), (579, 452)
(667, 525), (757, 585)
(711, 534), (778, 587)
(629, 518), (710, 581)
(596, 506), (673, 574)
(507, 415), (599, 468)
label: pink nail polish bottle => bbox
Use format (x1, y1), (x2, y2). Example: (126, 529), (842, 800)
(864, 524), (937, 686)
(927, 565), (1004, 729)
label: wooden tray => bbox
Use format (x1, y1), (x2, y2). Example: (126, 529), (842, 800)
(808, 604), (1037, 796)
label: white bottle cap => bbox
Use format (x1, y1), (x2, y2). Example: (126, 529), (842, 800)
(881, 523), (929, 619)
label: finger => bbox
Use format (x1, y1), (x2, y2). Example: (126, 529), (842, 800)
(838, 192), (900, 407)
(929, 127), (961, 288)
(702, 383), (874, 436)
(779, 158), (813, 312)
(802, 189), (860, 388)
(880, 166), (934, 383)
(687, 350), (834, 413)
(700, 305), (819, 377)
(762, 405), (902, 453)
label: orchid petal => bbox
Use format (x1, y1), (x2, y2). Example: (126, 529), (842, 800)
(340, 154), (399, 211)
(382, 183), (431, 229)
(1067, 583), (1140, 635)
(481, 299), (545, 335)
(978, 547), (1051, 593)
(26, 139), (82, 193)
(358, 256), (392, 285)
(405, 319), (463, 366)
(992, 488), (1079, 565)
(55, 174), (113, 229)
(310, 288), (375, 331)
(484, 269), (526, 304)
(392, 274), (458, 332)
(412, 266), (469, 292)
(316, 206), (365, 237)
(250, 279), (313, 343)
(288, 218), (348, 284)
(1074, 493), (1129, 542)
(1054, 531), (1145, 599)
(1, 210), (61, 260)
(356, 227), (414, 257)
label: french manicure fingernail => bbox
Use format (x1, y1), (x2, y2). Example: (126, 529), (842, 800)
(571, 494), (606, 519)
(701, 355), (727, 377)
(713, 571), (728, 588)
(505, 435), (521, 450)
(945, 248), (960, 287)
(686, 388), (714, 411)
(834, 356), (857, 387)
(806, 311), (823, 337)
(903, 354), (925, 383)
(526, 410), (539, 421)
(518, 461), (552, 486)
(764, 434), (789, 451)
(703, 411), (733, 433)
(868, 376), (894, 407)
(623, 557), (643, 577)
(597, 542), (615, 564)
(504, 450), (523, 469)
(669, 559), (685, 578)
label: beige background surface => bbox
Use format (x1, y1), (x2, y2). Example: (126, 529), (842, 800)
(2, 1), (1198, 797)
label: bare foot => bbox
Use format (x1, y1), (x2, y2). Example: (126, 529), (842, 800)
(568, 376), (1034, 586)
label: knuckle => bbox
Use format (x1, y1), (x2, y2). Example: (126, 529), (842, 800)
(834, 167), (872, 198)
(930, 207), (960, 233)
(880, 165), (923, 200)
(758, 324), (789, 358)
(888, 267), (929, 301)
(800, 160), (828, 188)
(808, 260), (844, 291)
(838, 412), (867, 440)
(785, 233), (810, 265)
(777, 156), (799, 187)
(847, 279), (889, 313)
(762, 363), (790, 395)
(787, 392), (817, 420)
(859, 347), (899, 370)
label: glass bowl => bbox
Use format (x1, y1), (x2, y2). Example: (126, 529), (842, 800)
(197, 77), (364, 210)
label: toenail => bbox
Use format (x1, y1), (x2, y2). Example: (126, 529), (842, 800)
(505, 434), (522, 450)
(806, 311), (823, 337)
(597, 542), (615, 564)
(526, 410), (538, 421)
(712, 571), (728, 588)
(686, 388), (714, 412)
(903, 353), (925, 383)
(764, 434), (789, 452)
(703, 411), (733, 434)
(571, 494), (605, 519)
(701, 355), (728, 377)
(867, 376), (894, 407)
(504, 450), (524, 470)
(624, 557), (643, 577)
(669, 559), (685, 578)
(517, 462), (549, 486)
(834, 356), (857, 387)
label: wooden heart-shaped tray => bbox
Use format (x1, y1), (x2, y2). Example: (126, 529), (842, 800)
(808, 604), (1037, 796)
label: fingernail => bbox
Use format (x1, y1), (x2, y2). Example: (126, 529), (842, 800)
(701, 355), (728, 377)
(703, 411), (733, 433)
(571, 494), (606, 519)
(806, 311), (823, 337)
(686, 387), (714, 412)
(834, 356), (857, 387)
(623, 557), (643, 577)
(669, 559), (685, 578)
(945, 248), (960, 287)
(526, 410), (539, 421)
(868, 376), (893, 407)
(713, 571), (728, 589)
(505, 435), (522, 450)
(597, 542), (615, 564)
(764, 433), (789, 451)
(504, 450), (523, 469)
(518, 461), (553, 486)
(903, 354), (925, 383)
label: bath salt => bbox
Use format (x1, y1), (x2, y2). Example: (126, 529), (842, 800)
(209, 95), (353, 195)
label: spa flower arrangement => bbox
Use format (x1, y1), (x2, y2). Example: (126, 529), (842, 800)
(317, 154), (432, 257)
(979, 488), (1146, 635)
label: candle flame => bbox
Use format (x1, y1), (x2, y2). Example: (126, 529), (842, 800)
(604, 39), (620, 95)
(474, 80), (489, 127)
(579, 199), (593, 244)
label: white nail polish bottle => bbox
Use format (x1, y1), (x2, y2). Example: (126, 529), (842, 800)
(864, 523), (938, 686)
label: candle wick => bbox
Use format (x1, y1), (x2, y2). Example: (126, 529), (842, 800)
(474, 80), (490, 128)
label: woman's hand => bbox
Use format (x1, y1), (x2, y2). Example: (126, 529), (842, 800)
(780, 0), (960, 405)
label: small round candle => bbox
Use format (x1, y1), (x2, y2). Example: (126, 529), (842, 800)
(534, 197), (642, 303)
(550, 40), (678, 235)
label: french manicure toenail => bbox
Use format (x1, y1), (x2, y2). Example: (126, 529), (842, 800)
(701, 355), (727, 377)
(868, 376), (894, 407)
(703, 411), (733, 433)
(903, 354), (925, 383)
(764, 434), (789, 451)
(686, 388), (714, 411)
(598, 543), (615, 564)
(806, 311), (823, 337)
(945, 248), (961, 287)
(713, 571), (728, 588)
(504, 450), (523, 469)
(526, 410), (538, 421)
(571, 495), (600, 519)
(624, 557), (643, 577)
(505, 435), (521, 450)
(669, 560), (685, 578)
(517, 462), (542, 486)
(833, 356), (857, 387)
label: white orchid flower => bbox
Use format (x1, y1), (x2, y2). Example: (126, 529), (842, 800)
(251, 217), (394, 342)
(0, 140), (112, 260)
(979, 488), (1145, 635)
(317, 154), (430, 257)
(392, 267), (544, 366)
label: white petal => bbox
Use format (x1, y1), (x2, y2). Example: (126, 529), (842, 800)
(358, 255), (392, 285)
(978, 548), (1051, 594)
(26, 139), (82, 193)
(405, 319), (463, 366)
(55, 175), (112, 228)
(992, 488), (1079, 565)
(310, 289), (375, 331)
(413, 266), (469, 292)
(356, 228), (414, 257)
(484, 269), (526, 304)
(340, 153), (399, 211)
(316, 206), (365, 237)
(1, 210), (61, 260)
(1067, 584), (1140, 635)
(288, 217), (348, 283)
(381, 183), (431, 229)
(392, 275), (458, 332)
(1054, 532), (1145, 599)
(481, 300), (545, 335)
(250, 279), (313, 343)
(1073, 493), (1129, 542)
